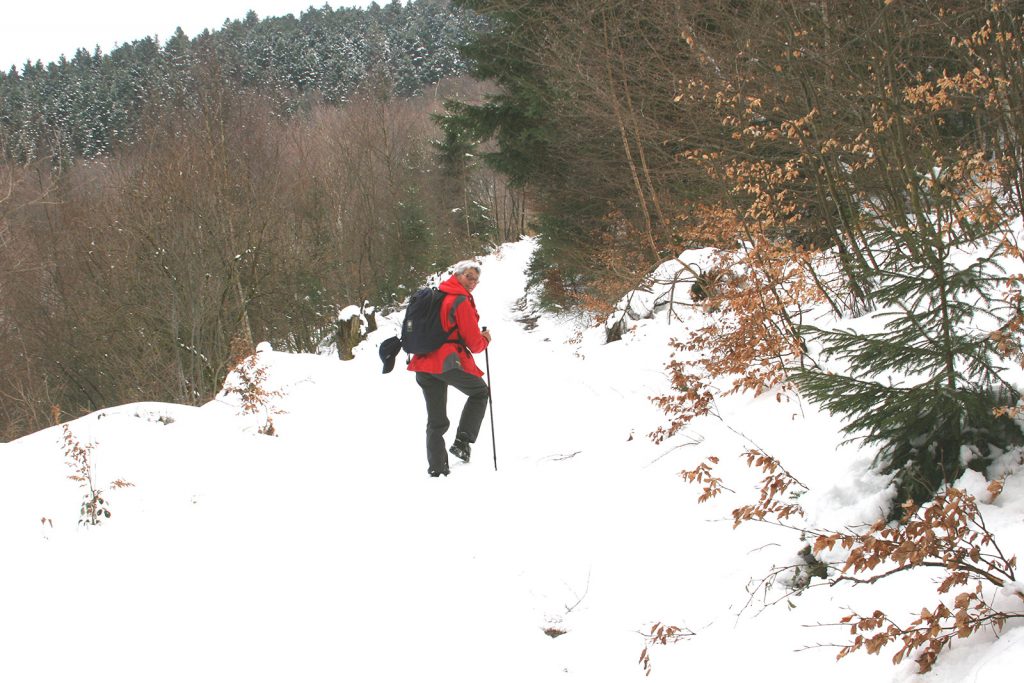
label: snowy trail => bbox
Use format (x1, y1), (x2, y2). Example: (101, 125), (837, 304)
(0, 240), (694, 682)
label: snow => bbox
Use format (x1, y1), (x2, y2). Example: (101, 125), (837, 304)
(338, 304), (362, 322)
(2, 237), (1022, 682)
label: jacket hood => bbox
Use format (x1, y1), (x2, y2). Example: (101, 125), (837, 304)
(439, 274), (471, 297)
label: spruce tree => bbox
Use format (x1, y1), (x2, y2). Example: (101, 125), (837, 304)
(444, 0), (561, 188)
(792, 193), (1021, 510)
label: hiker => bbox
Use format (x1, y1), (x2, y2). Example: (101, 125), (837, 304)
(408, 260), (492, 477)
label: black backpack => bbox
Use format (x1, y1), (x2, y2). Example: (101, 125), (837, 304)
(379, 287), (459, 373)
(401, 287), (458, 354)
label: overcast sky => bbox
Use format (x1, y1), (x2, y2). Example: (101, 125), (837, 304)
(1, 1), (372, 73)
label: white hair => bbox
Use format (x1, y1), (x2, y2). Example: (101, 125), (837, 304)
(453, 260), (482, 276)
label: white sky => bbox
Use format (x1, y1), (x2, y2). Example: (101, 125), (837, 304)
(1, 1), (372, 73)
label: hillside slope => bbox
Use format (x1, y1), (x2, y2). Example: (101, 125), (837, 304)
(1, 238), (1021, 682)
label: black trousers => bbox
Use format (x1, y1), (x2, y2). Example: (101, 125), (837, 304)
(415, 370), (489, 473)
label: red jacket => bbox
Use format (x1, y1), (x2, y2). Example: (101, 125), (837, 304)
(407, 275), (489, 376)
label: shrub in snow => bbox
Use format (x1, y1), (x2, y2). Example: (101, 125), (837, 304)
(675, 445), (1024, 675)
(651, 239), (817, 442)
(61, 423), (133, 526)
(822, 486), (1024, 673)
(223, 338), (284, 436)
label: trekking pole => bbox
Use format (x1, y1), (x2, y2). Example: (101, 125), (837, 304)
(483, 327), (497, 471)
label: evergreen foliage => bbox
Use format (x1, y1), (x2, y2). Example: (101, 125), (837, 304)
(443, 0), (614, 300)
(792, 203), (1021, 510)
(0, 0), (486, 164)
(440, 3), (559, 189)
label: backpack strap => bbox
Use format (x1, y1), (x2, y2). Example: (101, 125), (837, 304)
(445, 294), (468, 351)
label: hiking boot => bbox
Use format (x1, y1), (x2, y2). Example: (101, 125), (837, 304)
(428, 467), (450, 478)
(449, 434), (472, 463)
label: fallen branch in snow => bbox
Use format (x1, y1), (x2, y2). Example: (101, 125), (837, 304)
(638, 623), (696, 677)
(740, 553), (831, 619)
(542, 450), (582, 462)
(563, 570), (592, 614)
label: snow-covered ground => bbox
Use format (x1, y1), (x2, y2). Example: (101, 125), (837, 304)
(1, 237), (1021, 682)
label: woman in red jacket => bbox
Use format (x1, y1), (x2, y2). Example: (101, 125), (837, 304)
(408, 260), (492, 477)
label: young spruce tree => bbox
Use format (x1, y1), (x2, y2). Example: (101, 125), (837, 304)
(792, 185), (1021, 511)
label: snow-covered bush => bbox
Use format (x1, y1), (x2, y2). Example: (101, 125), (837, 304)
(221, 340), (283, 436)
